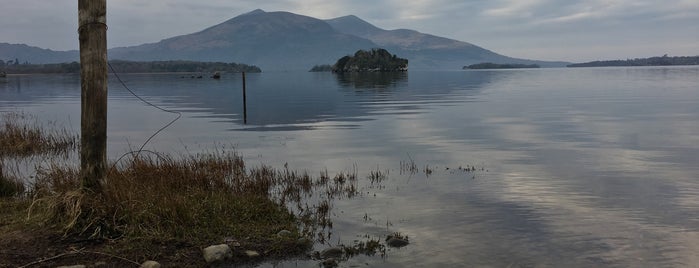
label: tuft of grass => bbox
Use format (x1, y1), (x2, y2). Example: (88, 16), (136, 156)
(368, 167), (388, 184)
(0, 112), (77, 158)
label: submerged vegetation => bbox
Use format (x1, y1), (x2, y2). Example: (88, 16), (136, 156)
(0, 111), (368, 266)
(0, 112), (76, 158)
(0, 111), (468, 266)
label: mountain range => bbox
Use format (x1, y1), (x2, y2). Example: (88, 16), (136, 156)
(1, 9), (568, 71)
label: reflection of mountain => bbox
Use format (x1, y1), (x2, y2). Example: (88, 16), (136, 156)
(110, 71), (502, 130)
(334, 72), (408, 89)
(0, 71), (507, 130)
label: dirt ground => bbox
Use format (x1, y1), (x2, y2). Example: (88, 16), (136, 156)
(0, 229), (204, 267)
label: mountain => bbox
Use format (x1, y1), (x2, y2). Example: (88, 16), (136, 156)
(2, 10), (567, 70)
(109, 10), (375, 71)
(0, 43), (78, 64)
(325, 15), (567, 68)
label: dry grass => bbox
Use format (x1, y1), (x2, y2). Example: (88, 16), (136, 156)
(0, 112), (76, 158)
(0, 162), (24, 197)
(29, 153), (300, 243)
(1, 112), (367, 266)
(16, 151), (363, 264)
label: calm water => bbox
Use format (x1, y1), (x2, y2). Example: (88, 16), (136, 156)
(2, 67), (699, 267)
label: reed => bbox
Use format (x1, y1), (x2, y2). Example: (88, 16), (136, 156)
(0, 112), (76, 158)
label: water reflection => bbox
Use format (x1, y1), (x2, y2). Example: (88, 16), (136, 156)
(2, 67), (699, 267)
(334, 71), (408, 90)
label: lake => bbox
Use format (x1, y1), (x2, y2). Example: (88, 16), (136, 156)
(1, 67), (699, 267)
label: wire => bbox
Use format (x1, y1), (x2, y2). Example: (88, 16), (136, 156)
(107, 62), (182, 168)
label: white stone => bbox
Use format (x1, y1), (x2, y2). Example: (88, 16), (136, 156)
(203, 244), (233, 263)
(140, 260), (162, 268)
(245, 250), (261, 258)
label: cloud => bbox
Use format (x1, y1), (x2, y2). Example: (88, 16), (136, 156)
(0, 0), (696, 61)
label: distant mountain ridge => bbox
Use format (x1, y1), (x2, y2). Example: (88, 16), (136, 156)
(1, 9), (568, 70)
(0, 43), (78, 64)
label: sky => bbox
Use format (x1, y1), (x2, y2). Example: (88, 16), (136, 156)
(0, 0), (697, 62)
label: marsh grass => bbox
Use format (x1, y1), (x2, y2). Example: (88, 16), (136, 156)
(17, 150), (365, 264)
(1, 111), (379, 265)
(0, 112), (76, 158)
(0, 161), (24, 197)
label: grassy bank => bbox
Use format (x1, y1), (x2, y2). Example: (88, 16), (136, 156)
(0, 112), (358, 267)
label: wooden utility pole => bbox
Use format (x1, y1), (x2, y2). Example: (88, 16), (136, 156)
(78, 0), (108, 192)
(242, 72), (247, 124)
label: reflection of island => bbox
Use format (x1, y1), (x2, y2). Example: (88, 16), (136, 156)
(334, 72), (408, 89)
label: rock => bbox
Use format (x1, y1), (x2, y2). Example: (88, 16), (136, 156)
(202, 244), (233, 263)
(140, 260), (161, 268)
(297, 237), (312, 246)
(57, 266), (85, 268)
(320, 247), (343, 259)
(277, 229), (293, 237)
(386, 237), (410, 248)
(245, 250), (261, 258)
(321, 258), (338, 267)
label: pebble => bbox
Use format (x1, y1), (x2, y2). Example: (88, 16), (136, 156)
(140, 260), (162, 268)
(320, 247), (343, 259)
(321, 258), (338, 267)
(245, 250), (261, 258)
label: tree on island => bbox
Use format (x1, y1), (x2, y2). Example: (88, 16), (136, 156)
(332, 48), (408, 73)
(567, 55), (699, 67)
(309, 64), (333, 72)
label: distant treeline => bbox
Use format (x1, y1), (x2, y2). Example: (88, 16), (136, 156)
(567, 55), (699, 67)
(0, 60), (261, 74)
(309, 64), (333, 72)
(464, 62), (540, 69)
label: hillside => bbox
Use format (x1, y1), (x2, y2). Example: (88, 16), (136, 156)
(109, 10), (375, 71)
(0, 43), (78, 64)
(1, 10), (568, 71)
(325, 15), (568, 68)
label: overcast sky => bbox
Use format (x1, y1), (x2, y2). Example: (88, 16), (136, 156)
(1, 0), (697, 62)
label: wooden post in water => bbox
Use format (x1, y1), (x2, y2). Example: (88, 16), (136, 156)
(242, 72), (247, 124)
(78, 0), (108, 193)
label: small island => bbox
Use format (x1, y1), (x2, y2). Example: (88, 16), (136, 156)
(464, 62), (540, 69)
(332, 48), (408, 73)
(567, 55), (699, 67)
